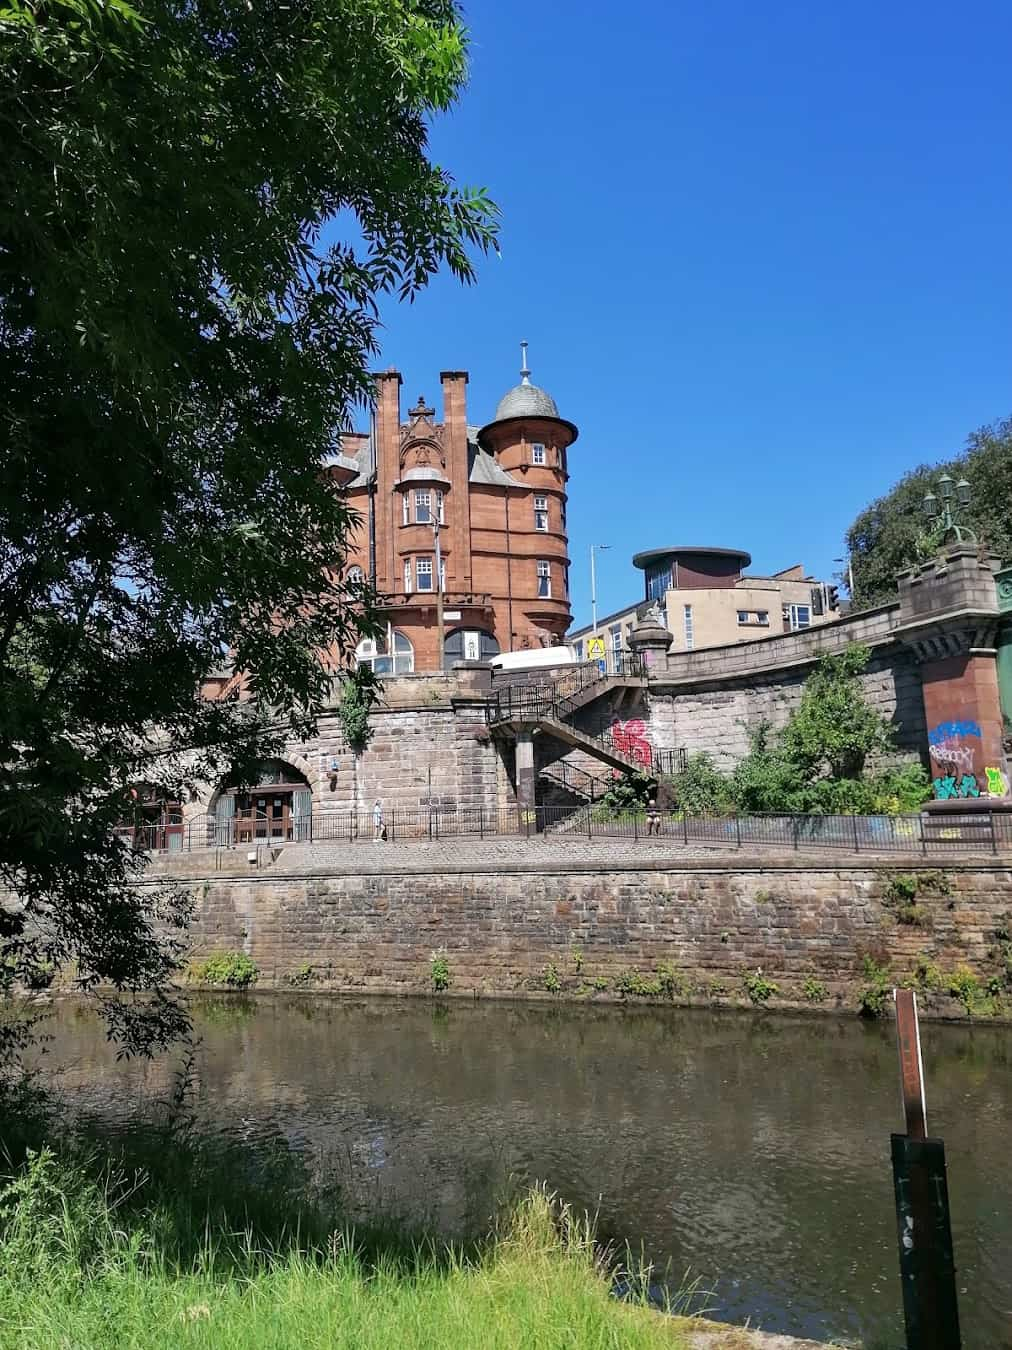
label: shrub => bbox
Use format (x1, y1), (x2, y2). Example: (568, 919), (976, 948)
(857, 955), (891, 1018)
(669, 753), (734, 816)
(655, 962), (686, 1000)
(600, 769), (656, 816)
(592, 977), (609, 992)
(188, 952), (258, 988)
(614, 970), (662, 998)
(801, 977), (827, 1002)
(743, 969), (779, 1005)
(429, 949), (450, 994)
(542, 964), (561, 994)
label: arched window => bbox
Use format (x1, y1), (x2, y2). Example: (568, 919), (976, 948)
(356, 629), (414, 675)
(443, 628), (500, 668)
(346, 565), (364, 586)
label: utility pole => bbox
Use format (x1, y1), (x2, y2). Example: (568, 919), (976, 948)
(433, 511), (444, 671)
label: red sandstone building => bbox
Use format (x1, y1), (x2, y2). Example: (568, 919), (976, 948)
(329, 346), (577, 673)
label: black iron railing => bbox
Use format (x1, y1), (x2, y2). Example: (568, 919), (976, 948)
(119, 806), (1012, 856)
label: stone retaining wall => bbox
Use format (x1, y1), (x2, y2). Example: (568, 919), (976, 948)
(154, 850), (1012, 1017)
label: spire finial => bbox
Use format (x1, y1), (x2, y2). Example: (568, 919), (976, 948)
(520, 339), (531, 385)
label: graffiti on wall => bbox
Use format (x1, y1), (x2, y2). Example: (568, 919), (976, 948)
(928, 719), (983, 799)
(985, 766), (1010, 797)
(610, 718), (653, 770)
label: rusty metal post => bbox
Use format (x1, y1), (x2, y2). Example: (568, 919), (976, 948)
(890, 989), (961, 1350)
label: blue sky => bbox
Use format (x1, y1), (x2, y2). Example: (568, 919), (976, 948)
(355, 0), (1012, 629)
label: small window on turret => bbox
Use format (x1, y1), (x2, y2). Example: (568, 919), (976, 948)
(531, 443), (546, 465)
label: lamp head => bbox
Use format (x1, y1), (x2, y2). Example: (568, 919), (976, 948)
(923, 491), (938, 518)
(938, 473), (954, 501)
(956, 478), (971, 507)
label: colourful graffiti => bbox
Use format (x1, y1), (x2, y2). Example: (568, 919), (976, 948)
(932, 774), (981, 800)
(928, 720), (984, 800)
(928, 720), (982, 745)
(610, 718), (653, 769)
(985, 766), (1010, 797)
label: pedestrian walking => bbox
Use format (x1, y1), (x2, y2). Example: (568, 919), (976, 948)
(646, 796), (661, 836)
(373, 798), (386, 842)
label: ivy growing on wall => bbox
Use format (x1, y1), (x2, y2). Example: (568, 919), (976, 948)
(337, 670), (379, 754)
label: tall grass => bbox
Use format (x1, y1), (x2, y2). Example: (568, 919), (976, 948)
(0, 1079), (703, 1349)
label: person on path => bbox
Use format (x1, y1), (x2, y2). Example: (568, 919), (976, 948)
(373, 798), (386, 842)
(646, 796), (661, 836)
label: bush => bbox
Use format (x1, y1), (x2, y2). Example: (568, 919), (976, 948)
(801, 977), (827, 1003)
(542, 964), (561, 994)
(668, 753), (734, 816)
(599, 769), (656, 816)
(743, 969), (779, 1005)
(188, 952), (258, 989)
(429, 949), (450, 994)
(858, 956), (891, 1018)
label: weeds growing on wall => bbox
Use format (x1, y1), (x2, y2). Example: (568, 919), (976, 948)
(187, 953), (258, 989)
(429, 949), (450, 994)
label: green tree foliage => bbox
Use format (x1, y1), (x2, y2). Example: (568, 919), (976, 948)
(846, 416), (1012, 609)
(669, 646), (931, 816)
(0, 0), (497, 1058)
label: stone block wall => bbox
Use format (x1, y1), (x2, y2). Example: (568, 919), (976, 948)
(160, 852), (1012, 1016)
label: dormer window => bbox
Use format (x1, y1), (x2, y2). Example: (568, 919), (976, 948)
(531, 443), (546, 466)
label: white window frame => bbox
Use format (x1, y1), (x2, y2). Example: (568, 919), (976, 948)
(402, 493), (410, 526)
(346, 565), (364, 586)
(414, 489), (432, 524)
(436, 490), (445, 524)
(416, 557), (433, 592)
(737, 610), (749, 625)
(537, 559), (551, 598)
(609, 624), (622, 654)
(783, 603), (811, 632)
(683, 603), (694, 651)
(531, 442), (546, 466)
(403, 559), (412, 594)
(534, 494), (549, 532)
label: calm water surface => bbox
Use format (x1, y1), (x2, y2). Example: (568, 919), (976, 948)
(33, 997), (1012, 1348)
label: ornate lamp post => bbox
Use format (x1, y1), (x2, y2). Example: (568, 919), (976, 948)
(923, 472), (975, 544)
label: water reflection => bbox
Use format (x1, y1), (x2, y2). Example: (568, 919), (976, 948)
(31, 997), (1012, 1348)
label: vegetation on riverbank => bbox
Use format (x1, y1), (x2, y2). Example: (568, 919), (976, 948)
(0, 1081), (700, 1349)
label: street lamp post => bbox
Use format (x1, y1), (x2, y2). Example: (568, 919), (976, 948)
(432, 511), (444, 670)
(590, 543), (610, 637)
(833, 556), (855, 597)
(923, 473), (974, 544)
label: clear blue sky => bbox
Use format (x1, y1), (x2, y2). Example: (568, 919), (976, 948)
(356, 0), (1012, 629)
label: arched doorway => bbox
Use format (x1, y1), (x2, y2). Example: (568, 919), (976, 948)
(213, 760), (312, 845)
(119, 784), (184, 852)
(443, 627), (500, 669)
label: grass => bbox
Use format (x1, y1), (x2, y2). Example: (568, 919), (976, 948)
(0, 1079), (702, 1350)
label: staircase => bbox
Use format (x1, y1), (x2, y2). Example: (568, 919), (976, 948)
(486, 657), (656, 777)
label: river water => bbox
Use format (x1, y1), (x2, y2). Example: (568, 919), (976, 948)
(31, 997), (1012, 1348)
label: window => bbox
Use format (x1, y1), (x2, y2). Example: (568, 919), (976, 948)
(609, 624), (622, 655)
(402, 493), (410, 526)
(560, 501), (567, 530)
(534, 495), (548, 531)
(416, 557), (433, 592)
(537, 560), (551, 598)
(346, 565), (364, 586)
(531, 442), (546, 465)
(355, 629), (414, 676)
(646, 562), (673, 603)
(572, 639), (583, 661)
(757, 610), (769, 626)
(564, 563), (570, 598)
(415, 490), (432, 524)
(737, 610), (750, 625)
(438, 556), (446, 591)
(436, 490), (445, 524)
(403, 559), (412, 593)
(683, 603), (694, 650)
(443, 628), (500, 668)
(783, 603), (811, 631)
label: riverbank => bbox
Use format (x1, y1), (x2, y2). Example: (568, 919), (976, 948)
(0, 1089), (842, 1350)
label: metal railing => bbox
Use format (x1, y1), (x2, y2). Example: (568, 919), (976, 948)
(118, 806), (1012, 856)
(539, 760), (613, 803)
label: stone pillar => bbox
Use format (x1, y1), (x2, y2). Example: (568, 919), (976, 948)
(996, 566), (1012, 744)
(895, 548), (1009, 800)
(626, 608), (673, 671)
(515, 727), (536, 810)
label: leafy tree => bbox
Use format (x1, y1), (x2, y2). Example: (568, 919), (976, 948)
(668, 645), (930, 816)
(779, 645), (893, 780)
(846, 416), (1012, 609)
(0, 0), (497, 1058)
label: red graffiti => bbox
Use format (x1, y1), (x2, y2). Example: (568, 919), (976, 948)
(610, 717), (652, 769)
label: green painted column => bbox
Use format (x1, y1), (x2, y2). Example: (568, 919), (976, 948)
(998, 566), (1012, 734)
